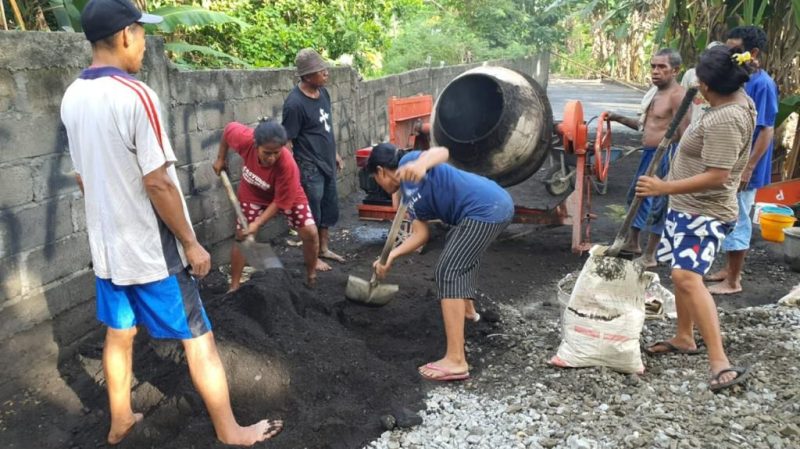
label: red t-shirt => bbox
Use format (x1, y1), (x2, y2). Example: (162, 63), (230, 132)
(223, 122), (307, 209)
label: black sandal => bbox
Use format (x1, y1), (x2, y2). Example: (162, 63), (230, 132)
(709, 366), (749, 392)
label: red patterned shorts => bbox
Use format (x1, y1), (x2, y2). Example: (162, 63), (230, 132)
(238, 201), (316, 231)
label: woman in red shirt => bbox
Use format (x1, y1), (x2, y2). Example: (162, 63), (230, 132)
(213, 118), (330, 289)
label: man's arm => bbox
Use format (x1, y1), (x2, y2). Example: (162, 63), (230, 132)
(143, 164), (210, 277)
(607, 113), (640, 131)
(740, 126), (773, 186)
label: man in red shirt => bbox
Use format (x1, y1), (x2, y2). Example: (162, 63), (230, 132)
(214, 119), (329, 288)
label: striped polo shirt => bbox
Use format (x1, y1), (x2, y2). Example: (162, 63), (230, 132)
(61, 66), (190, 285)
(668, 94), (756, 222)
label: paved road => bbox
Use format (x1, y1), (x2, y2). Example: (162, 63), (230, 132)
(546, 78), (645, 137)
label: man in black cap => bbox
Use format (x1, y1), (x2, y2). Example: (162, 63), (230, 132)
(60, 0), (282, 445)
(282, 48), (344, 267)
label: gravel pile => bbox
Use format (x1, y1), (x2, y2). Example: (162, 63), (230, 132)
(365, 293), (800, 449)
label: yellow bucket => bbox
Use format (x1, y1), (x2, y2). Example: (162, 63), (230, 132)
(760, 213), (797, 242)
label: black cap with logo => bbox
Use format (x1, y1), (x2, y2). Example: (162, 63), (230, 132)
(81, 0), (163, 43)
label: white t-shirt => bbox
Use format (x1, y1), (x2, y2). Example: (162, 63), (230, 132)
(61, 67), (190, 285)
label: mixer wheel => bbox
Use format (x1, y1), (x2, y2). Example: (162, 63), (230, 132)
(545, 165), (574, 196)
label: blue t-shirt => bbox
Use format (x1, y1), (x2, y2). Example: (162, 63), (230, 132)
(399, 151), (514, 225)
(744, 69), (779, 189)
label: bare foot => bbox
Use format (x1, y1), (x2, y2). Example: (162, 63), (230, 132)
(634, 255), (657, 269)
(418, 358), (469, 380)
(319, 249), (345, 263)
(108, 412), (143, 445)
(707, 281), (742, 295)
(306, 273), (317, 288)
(226, 285), (240, 294)
(315, 259), (332, 272)
(704, 269), (728, 282)
(218, 419), (284, 447)
(620, 244), (642, 255)
(465, 312), (480, 323)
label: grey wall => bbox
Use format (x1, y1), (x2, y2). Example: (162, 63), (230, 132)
(0, 31), (549, 341)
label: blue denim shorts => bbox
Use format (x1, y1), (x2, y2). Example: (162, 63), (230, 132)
(721, 189), (756, 252)
(299, 161), (339, 228)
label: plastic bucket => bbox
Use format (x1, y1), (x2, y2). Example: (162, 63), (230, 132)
(760, 213), (797, 242)
(753, 203), (794, 225)
(784, 228), (800, 272)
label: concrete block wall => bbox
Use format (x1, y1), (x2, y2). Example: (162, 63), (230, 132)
(0, 31), (549, 341)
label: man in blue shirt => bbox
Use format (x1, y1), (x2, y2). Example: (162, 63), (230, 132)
(707, 26), (779, 295)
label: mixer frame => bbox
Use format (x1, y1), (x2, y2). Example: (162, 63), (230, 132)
(355, 95), (612, 254)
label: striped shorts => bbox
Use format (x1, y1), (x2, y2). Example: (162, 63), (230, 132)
(435, 218), (509, 300)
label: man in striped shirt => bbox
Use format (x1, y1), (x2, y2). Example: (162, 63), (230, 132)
(60, 0), (282, 445)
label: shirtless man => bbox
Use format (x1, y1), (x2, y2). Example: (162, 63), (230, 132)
(607, 48), (688, 267)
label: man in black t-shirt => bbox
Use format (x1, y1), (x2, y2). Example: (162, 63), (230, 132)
(282, 48), (344, 266)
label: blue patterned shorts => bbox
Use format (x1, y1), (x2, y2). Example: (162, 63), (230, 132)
(657, 209), (732, 276)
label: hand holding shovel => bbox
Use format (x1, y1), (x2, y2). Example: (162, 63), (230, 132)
(218, 170), (284, 270)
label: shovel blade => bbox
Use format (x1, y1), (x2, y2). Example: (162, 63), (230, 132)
(240, 240), (283, 270)
(345, 275), (399, 306)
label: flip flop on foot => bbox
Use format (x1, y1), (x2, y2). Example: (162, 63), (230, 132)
(643, 340), (703, 357)
(107, 413), (143, 445)
(709, 366), (749, 393)
(419, 363), (470, 382)
(319, 249), (345, 263)
(707, 282), (742, 295)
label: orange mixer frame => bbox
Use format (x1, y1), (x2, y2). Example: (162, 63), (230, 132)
(355, 96), (612, 254)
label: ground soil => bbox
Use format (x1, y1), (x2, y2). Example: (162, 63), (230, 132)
(0, 135), (797, 449)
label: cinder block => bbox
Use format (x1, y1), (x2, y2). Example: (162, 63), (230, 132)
(20, 232), (91, 294)
(0, 198), (74, 258)
(0, 254), (22, 303)
(0, 115), (69, 164)
(193, 209), (236, 246)
(0, 70), (15, 113)
(174, 129), (222, 168)
(171, 71), (223, 104)
(196, 101), (234, 131)
(0, 268), (95, 341)
(0, 163), (34, 208)
(70, 192), (86, 232)
(0, 31), (91, 71)
(18, 68), (79, 113)
(185, 187), (227, 225)
(168, 104), (199, 141)
(32, 153), (79, 201)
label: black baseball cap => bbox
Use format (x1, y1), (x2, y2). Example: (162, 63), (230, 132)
(81, 0), (163, 43)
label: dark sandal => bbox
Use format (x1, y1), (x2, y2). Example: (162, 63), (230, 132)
(643, 340), (703, 357)
(709, 366), (749, 392)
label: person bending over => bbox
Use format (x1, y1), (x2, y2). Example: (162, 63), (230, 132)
(214, 119), (329, 288)
(368, 144), (513, 382)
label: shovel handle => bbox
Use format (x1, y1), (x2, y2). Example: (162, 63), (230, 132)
(608, 87), (697, 256)
(371, 201), (410, 284)
(219, 170), (252, 233)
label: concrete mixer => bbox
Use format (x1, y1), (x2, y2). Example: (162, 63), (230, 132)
(354, 66), (616, 253)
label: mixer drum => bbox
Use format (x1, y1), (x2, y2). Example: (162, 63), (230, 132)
(432, 66), (553, 187)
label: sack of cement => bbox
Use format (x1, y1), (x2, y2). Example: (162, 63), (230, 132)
(549, 245), (650, 374)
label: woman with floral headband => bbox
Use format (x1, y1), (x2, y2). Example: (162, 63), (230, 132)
(636, 46), (756, 392)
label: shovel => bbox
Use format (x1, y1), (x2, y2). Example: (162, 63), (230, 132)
(345, 200), (409, 306)
(219, 170), (284, 270)
(605, 87), (698, 258)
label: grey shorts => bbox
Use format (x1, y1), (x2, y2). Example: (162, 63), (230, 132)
(299, 161), (339, 228)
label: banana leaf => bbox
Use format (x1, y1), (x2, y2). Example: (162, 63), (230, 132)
(149, 5), (249, 33)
